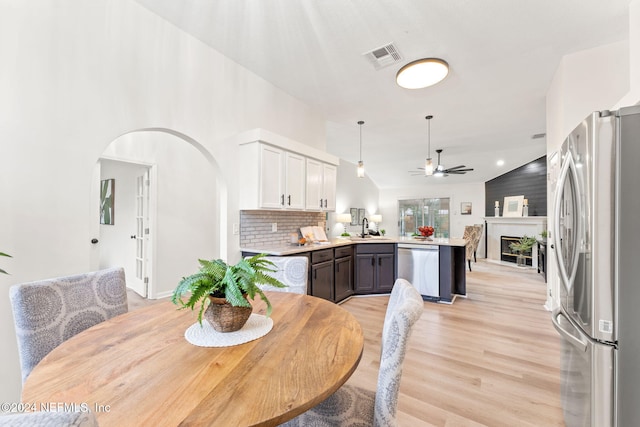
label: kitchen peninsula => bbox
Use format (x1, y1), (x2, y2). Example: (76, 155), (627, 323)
(241, 237), (467, 304)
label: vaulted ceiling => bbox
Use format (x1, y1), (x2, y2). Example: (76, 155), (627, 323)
(135, 0), (632, 188)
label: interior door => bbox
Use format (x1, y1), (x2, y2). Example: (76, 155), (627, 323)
(130, 171), (149, 297)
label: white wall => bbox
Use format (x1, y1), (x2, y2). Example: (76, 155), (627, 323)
(545, 1), (640, 309)
(0, 1), (326, 401)
(329, 159), (381, 237)
(379, 182), (486, 240)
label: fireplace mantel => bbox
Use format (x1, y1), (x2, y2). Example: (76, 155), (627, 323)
(483, 216), (547, 268)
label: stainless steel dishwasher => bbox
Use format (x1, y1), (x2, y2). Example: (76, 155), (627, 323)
(397, 243), (439, 300)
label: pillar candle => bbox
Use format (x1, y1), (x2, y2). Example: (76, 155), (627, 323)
(494, 201), (499, 208)
(523, 199), (528, 205)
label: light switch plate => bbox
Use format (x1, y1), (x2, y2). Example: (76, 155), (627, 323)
(272, 223), (277, 232)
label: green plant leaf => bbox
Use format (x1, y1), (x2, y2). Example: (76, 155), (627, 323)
(171, 253), (286, 323)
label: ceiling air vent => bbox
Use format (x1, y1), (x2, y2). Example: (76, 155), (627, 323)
(532, 133), (546, 139)
(363, 43), (403, 70)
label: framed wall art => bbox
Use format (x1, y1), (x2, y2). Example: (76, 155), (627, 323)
(100, 178), (115, 225)
(461, 202), (472, 215)
(503, 195), (525, 217)
(350, 208), (358, 225)
(357, 208), (366, 225)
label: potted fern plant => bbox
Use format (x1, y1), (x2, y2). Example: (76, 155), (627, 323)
(172, 253), (286, 332)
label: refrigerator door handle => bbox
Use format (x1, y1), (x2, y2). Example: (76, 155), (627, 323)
(552, 308), (588, 353)
(553, 151), (582, 293)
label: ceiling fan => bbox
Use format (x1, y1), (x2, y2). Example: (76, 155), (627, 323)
(410, 148), (474, 177)
(409, 114), (474, 177)
(431, 149), (474, 176)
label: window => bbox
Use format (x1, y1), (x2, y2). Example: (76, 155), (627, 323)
(398, 198), (450, 237)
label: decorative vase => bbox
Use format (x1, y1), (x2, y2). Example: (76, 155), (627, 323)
(204, 295), (252, 332)
(517, 253), (527, 267)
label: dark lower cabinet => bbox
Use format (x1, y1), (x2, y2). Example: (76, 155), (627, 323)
(355, 244), (396, 294)
(334, 247), (353, 302)
(311, 260), (333, 301)
(311, 249), (334, 302)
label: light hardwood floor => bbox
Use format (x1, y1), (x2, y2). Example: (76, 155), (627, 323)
(341, 260), (564, 427)
(128, 259), (564, 426)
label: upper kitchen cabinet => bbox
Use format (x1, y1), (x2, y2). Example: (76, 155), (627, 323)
(305, 159), (337, 211)
(240, 143), (305, 210)
(238, 129), (339, 211)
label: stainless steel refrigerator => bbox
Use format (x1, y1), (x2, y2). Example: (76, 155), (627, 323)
(551, 105), (640, 426)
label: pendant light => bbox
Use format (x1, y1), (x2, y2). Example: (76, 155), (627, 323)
(357, 120), (365, 178)
(424, 115), (434, 176)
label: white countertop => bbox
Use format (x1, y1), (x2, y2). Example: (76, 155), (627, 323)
(241, 236), (467, 256)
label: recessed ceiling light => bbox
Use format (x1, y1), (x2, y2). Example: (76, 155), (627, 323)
(497, 160), (505, 166)
(396, 58), (449, 89)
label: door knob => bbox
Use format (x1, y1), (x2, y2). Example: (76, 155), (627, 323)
(130, 235), (136, 239)
(91, 238), (99, 244)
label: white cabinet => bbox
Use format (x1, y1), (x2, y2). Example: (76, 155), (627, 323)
(240, 143), (305, 210)
(284, 151), (305, 209)
(306, 159), (336, 211)
(321, 163), (336, 211)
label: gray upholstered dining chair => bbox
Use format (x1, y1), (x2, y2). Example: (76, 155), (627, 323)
(0, 410), (98, 427)
(9, 267), (128, 383)
(257, 256), (309, 295)
(280, 278), (423, 427)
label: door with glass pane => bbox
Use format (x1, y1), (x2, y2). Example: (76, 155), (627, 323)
(398, 198), (450, 237)
(129, 171), (149, 297)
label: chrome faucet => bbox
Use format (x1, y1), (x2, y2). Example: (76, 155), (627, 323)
(361, 217), (369, 237)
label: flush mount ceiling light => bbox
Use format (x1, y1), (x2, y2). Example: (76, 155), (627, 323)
(396, 58), (449, 89)
(357, 120), (365, 178)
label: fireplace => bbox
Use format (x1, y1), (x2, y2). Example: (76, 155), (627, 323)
(500, 235), (533, 266)
(484, 217), (546, 269)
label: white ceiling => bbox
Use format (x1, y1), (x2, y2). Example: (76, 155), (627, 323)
(134, 0), (631, 189)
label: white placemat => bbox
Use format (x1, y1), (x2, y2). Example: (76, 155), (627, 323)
(184, 313), (273, 347)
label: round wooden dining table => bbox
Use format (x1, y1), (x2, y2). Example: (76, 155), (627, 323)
(21, 292), (364, 426)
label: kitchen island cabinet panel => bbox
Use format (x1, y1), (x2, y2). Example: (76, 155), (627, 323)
(438, 245), (466, 302)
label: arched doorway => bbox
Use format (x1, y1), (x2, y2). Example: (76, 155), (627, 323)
(91, 128), (227, 299)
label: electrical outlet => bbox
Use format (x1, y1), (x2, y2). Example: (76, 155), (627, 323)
(232, 223), (239, 235)
(272, 223), (277, 232)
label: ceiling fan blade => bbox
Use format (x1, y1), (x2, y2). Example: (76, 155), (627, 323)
(444, 168), (474, 173)
(444, 165), (467, 171)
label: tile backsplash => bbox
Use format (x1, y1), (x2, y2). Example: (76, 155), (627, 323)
(240, 210), (326, 248)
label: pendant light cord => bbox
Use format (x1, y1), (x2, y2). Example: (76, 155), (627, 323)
(426, 115), (432, 158)
(358, 120), (364, 161)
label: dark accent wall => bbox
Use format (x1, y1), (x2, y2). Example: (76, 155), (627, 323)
(485, 156), (547, 217)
